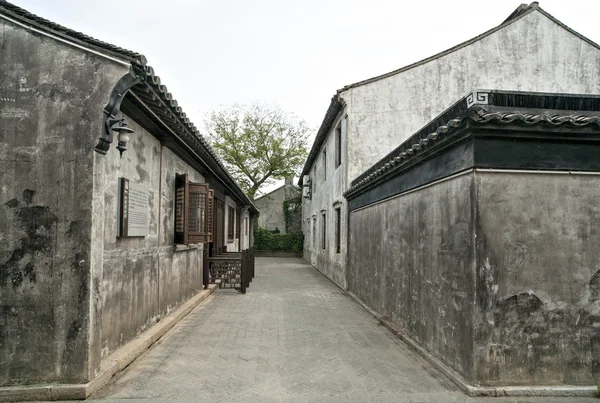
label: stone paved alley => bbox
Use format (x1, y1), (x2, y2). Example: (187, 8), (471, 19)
(74, 258), (597, 403)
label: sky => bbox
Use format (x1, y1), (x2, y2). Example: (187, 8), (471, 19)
(7, 0), (600, 193)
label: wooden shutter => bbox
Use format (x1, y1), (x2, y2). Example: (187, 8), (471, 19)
(175, 174), (188, 244)
(174, 173), (213, 244)
(206, 189), (214, 243)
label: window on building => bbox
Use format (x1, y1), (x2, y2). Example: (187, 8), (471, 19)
(228, 206), (235, 240)
(321, 212), (326, 250)
(235, 208), (241, 240)
(312, 216), (316, 248)
(322, 149), (327, 181)
(305, 218), (310, 245)
(335, 207), (341, 253)
(175, 173), (213, 244)
(335, 123), (342, 168)
(312, 166), (317, 195)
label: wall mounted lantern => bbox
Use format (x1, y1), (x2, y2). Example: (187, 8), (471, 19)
(95, 68), (144, 157)
(105, 118), (135, 157)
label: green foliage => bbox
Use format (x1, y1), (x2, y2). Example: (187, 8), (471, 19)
(283, 196), (302, 233)
(253, 226), (304, 252)
(205, 102), (311, 200)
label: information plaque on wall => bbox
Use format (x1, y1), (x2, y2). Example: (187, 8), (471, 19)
(117, 177), (149, 237)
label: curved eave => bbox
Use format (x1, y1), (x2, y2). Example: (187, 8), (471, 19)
(0, 0), (256, 212)
(127, 72), (257, 212)
(298, 95), (343, 186)
(344, 108), (600, 200)
(0, 0), (144, 65)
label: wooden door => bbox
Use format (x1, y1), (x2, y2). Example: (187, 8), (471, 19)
(214, 198), (225, 251)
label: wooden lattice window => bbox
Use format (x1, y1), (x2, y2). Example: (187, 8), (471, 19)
(228, 206), (235, 240)
(175, 174), (213, 244)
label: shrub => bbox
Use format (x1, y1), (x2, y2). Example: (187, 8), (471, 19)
(254, 227), (304, 252)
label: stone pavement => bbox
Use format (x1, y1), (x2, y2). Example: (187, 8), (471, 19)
(79, 258), (596, 403)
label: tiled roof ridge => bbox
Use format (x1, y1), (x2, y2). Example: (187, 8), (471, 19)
(470, 108), (600, 126)
(0, 0), (145, 64)
(0, 0), (257, 210)
(298, 95), (342, 186)
(135, 56), (256, 209)
(344, 106), (600, 197)
(134, 63), (256, 210)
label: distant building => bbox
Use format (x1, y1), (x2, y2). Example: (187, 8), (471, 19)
(254, 177), (301, 233)
(0, 0), (256, 392)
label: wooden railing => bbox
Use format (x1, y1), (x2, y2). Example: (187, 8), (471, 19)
(204, 246), (254, 294)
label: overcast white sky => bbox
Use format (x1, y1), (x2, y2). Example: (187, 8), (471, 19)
(8, 0), (600, 192)
(11, 0), (600, 128)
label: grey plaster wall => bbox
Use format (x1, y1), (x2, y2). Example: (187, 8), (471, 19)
(347, 173), (476, 381)
(343, 10), (600, 182)
(305, 7), (600, 300)
(96, 117), (206, 358)
(0, 19), (127, 385)
(158, 147), (206, 312)
(347, 170), (600, 386)
(473, 171), (600, 386)
(302, 115), (348, 288)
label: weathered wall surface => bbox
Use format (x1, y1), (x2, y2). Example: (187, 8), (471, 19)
(97, 117), (206, 357)
(347, 172), (476, 381)
(303, 115), (348, 288)
(304, 10), (600, 291)
(256, 186), (286, 233)
(158, 147), (206, 312)
(255, 184), (301, 234)
(474, 171), (600, 386)
(343, 10), (600, 181)
(0, 19), (127, 385)
(347, 169), (600, 386)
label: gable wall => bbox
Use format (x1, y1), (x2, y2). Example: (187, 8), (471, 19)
(0, 16), (128, 385)
(344, 10), (600, 182)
